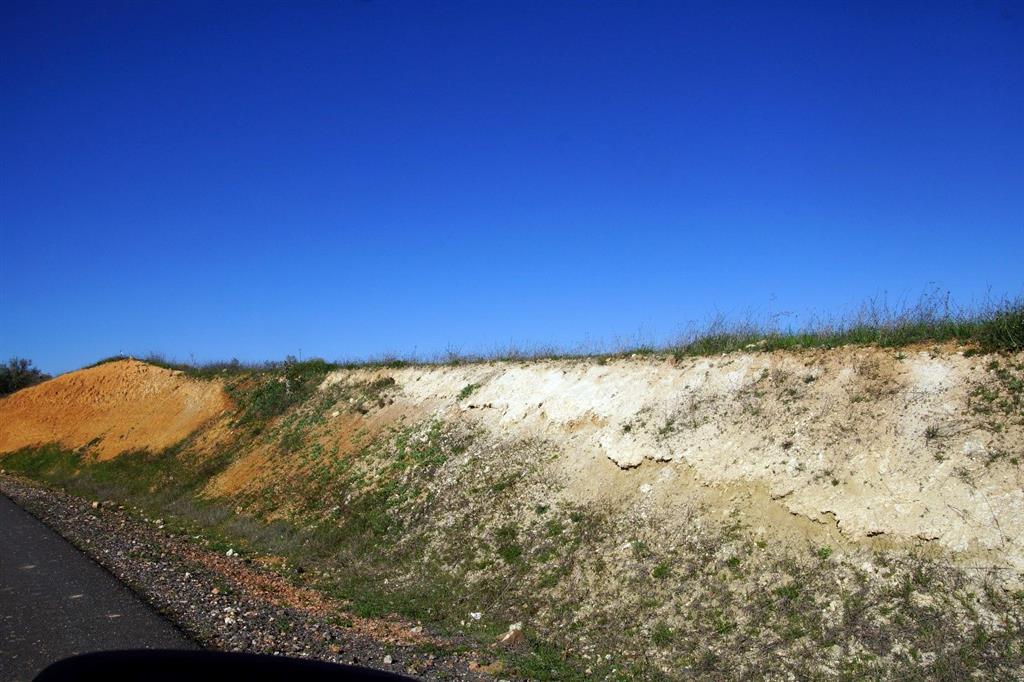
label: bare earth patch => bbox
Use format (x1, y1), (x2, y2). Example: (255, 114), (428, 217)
(0, 359), (229, 460)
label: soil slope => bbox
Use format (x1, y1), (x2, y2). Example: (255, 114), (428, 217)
(0, 359), (229, 459)
(317, 345), (1024, 572)
(1, 348), (1022, 678)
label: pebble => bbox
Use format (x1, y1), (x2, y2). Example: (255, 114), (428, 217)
(0, 476), (485, 681)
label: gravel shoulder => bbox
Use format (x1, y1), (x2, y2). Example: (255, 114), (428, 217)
(0, 494), (194, 682)
(0, 475), (492, 681)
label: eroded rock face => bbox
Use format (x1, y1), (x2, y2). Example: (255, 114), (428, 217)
(0, 359), (230, 459)
(320, 346), (1024, 573)
(3, 348), (1020, 577)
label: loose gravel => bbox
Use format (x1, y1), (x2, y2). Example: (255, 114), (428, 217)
(0, 475), (494, 681)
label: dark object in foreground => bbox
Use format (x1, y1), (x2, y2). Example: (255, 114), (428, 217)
(35, 650), (418, 681)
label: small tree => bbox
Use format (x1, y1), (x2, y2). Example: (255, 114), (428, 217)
(0, 358), (50, 396)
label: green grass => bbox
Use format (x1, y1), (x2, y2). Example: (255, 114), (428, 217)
(670, 295), (1023, 359)
(1, 443), (83, 483)
(495, 523), (524, 563)
(651, 561), (671, 579)
(227, 359), (339, 423)
(970, 359), (1024, 419)
(7, 435), (1023, 681)
(77, 293), (1023, 379)
(651, 621), (674, 646)
(1, 441), (236, 513)
(506, 638), (591, 681)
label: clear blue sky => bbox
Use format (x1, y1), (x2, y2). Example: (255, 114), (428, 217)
(2, 1), (1022, 374)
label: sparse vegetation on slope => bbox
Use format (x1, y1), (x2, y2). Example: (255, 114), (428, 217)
(4, 339), (1024, 679)
(4, 293), (1024, 679)
(5, 431), (1023, 679)
(669, 295), (1023, 359)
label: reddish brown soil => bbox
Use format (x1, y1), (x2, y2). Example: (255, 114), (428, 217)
(0, 359), (229, 459)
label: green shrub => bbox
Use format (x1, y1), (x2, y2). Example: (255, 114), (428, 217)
(0, 358), (50, 396)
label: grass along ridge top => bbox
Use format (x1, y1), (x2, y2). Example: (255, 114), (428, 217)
(2, 299), (1023, 679)
(81, 293), (1023, 375)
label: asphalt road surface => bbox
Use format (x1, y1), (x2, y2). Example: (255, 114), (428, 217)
(0, 494), (196, 681)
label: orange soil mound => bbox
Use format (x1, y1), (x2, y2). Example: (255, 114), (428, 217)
(0, 359), (230, 460)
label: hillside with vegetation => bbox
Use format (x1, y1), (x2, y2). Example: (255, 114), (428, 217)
(2, 303), (1023, 680)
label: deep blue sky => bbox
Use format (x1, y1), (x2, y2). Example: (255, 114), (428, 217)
(2, 1), (1022, 374)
